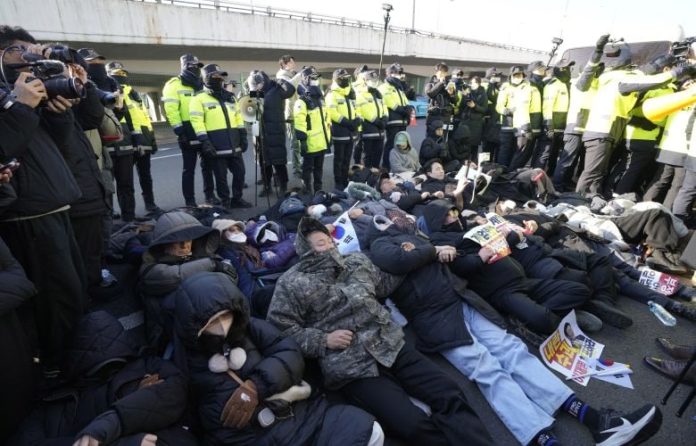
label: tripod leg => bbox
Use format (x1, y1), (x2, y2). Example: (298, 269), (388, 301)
(676, 387), (696, 417)
(662, 350), (696, 405)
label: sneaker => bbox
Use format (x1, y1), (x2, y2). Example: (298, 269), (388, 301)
(592, 404), (661, 446)
(506, 317), (547, 348)
(229, 198), (253, 209)
(584, 300), (633, 328)
(576, 310), (603, 333)
(100, 268), (118, 288)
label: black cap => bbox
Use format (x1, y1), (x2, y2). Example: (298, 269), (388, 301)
(485, 67), (500, 78)
(333, 68), (351, 81)
(180, 53), (203, 68)
(509, 65), (526, 76)
(77, 48), (105, 61)
(387, 63), (404, 75)
(528, 60), (545, 72)
(554, 57), (575, 68)
(202, 64), (228, 78)
(106, 61), (127, 74)
(428, 119), (444, 132)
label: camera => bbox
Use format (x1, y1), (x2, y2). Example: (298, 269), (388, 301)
(26, 59), (85, 101)
(94, 86), (118, 106)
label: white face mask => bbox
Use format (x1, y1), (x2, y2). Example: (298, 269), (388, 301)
(225, 231), (247, 243)
(309, 80), (320, 87)
(367, 80), (380, 88)
(511, 76), (523, 86)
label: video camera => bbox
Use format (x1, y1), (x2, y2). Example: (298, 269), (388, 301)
(671, 37), (696, 66)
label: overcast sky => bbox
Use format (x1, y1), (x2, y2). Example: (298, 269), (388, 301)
(244, 0), (695, 52)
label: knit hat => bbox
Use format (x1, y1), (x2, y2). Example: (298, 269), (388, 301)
(212, 219), (246, 233)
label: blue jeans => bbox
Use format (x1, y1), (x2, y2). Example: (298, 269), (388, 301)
(442, 303), (573, 445)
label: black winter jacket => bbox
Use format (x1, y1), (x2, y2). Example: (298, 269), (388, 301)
(0, 99), (81, 220)
(174, 272), (375, 446)
(0, 238), (37, 442)
(424, 76), (457, 120)
(11, 311), (189, 446)
(62, 83), (109, 218)
(366, 224), (504, 352)
(261, 77), (295, 165)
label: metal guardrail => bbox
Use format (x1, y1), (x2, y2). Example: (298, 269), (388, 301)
(126, 0), (546, 55)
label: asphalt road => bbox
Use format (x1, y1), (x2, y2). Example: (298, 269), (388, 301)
(109, 120), (696, 445)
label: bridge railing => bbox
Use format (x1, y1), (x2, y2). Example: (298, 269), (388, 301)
(126, 0), (546, 55)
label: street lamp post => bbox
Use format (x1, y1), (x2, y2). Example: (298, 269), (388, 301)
(379, 3), (393, 76)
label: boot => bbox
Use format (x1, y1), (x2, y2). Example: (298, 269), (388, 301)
(664, 299), (696, 322)
(221, 198), (231, 209)
(644, 357), (696, 385)
(655, 337), (696, 360)
(583, 300), (633, 328)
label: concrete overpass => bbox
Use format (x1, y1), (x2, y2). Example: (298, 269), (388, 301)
(3, 0), (546, 86)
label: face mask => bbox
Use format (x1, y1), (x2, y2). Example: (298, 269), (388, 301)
(225, 232), (247, 243)
(367, 80), (379, 88)
(205, 78), (224, 91)
(309, 79), (320, 87)
(110, 75), (128, 86)
(511, 76), (523, 86)
(87, 64), (108, 82)
(336, 78), (350, 88)
(186, 66), (201, 77)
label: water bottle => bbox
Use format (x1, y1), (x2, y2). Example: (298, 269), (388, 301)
(648, 301), (677, 326)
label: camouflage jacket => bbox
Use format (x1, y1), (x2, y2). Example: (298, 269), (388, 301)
(267, 219), (404, 389)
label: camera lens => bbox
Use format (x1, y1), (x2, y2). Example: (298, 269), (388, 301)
(43, 76), (86, 100)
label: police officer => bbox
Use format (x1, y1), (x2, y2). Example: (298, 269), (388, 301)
(356, 70), (388, 168)
(351, 64), (370, 164)
(576, 41), (686, 197)
(482, 68), (502, 156)
(163, 54), (216, 206)
(107, 62), (160, 215)
(495, 66), (532, 168)
(614, 55), (677, 195)
(553, 34), (609, 191)
(533, 58), (574, 175)
(326, 68), (361, 189)
(294, 66), (332, 195)
(379, 63), (411, 169)
(189, 64), (252, 209)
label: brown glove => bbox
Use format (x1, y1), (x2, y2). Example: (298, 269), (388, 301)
(220, 379), (259, 429)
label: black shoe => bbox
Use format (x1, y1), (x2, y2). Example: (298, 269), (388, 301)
(655, 337), (696, 360)
(145, 203), (162, 214)
(205, 196), (222, 206)
(506, 317), (547, 348)
(591, 404), (661, 446)
(584, 300), (633, 328)
(664, 300), (696, 322)
(244, 182), (249, 189)
(644, 356), (696, 385)
(185, 200), (198, 207)
(258, 188), (271, 197)
(229, 198), (253, 208)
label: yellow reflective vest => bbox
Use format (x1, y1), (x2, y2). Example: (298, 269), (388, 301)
(542, 77), (570, 133)
(189, 90), (245, 157)
(379, 79), (409, 127)
(496, 81), (532, 134)
(325, 83), (358, 142)
(356, 87), (388, 139)
(625, 83), (676, 143)
(294, 95), (331, 154)
(162, 76), (199, 141)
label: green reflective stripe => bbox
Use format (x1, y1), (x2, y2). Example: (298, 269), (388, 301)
(177, 90), (192, 95)
(162, 98), (180, 103)
(196, 131), (207, 136)
(203, 102), (219, 108)
(189, 111), (204, 116)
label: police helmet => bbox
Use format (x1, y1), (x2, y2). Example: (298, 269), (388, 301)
(603, 42), (632, 69)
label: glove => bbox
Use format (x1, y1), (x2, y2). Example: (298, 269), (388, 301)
(300, 140), (308, 155)
(351, 117), (362, 131)
(214, 259), (239, 284)
(220, 379), (259, 429)
(672, 63), (696, 79)
(374, 118), (385, 130)
(240, 130), (249, 153)
(177, 132), (190, 148)
(200, 140), (216, 160)
(595, 34), (611, 51)
(150, 140), (158, 154)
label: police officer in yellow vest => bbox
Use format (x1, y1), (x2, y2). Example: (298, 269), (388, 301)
(553, 34), (610, 191)
(379, 63), (412, 169)
(533, 58), (574, 175)
(356, 70), (388, 168)
(162, 54), (216, 207)
(189, 64), (252, 209)
(615, 55), (677, 195)
(643, 80), (696, 208)
(326, 68), (361, 189)
(576, 41), (687, 197)
(495, 66), (532, 168)
(294, 66), (331, 195)
(107, 61), (160, 220)
(351, 64), (370, 164)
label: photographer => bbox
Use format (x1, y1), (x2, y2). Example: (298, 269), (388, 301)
(0, 25), (86, 379)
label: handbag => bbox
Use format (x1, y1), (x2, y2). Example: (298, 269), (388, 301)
(99, 107), (124, 143)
